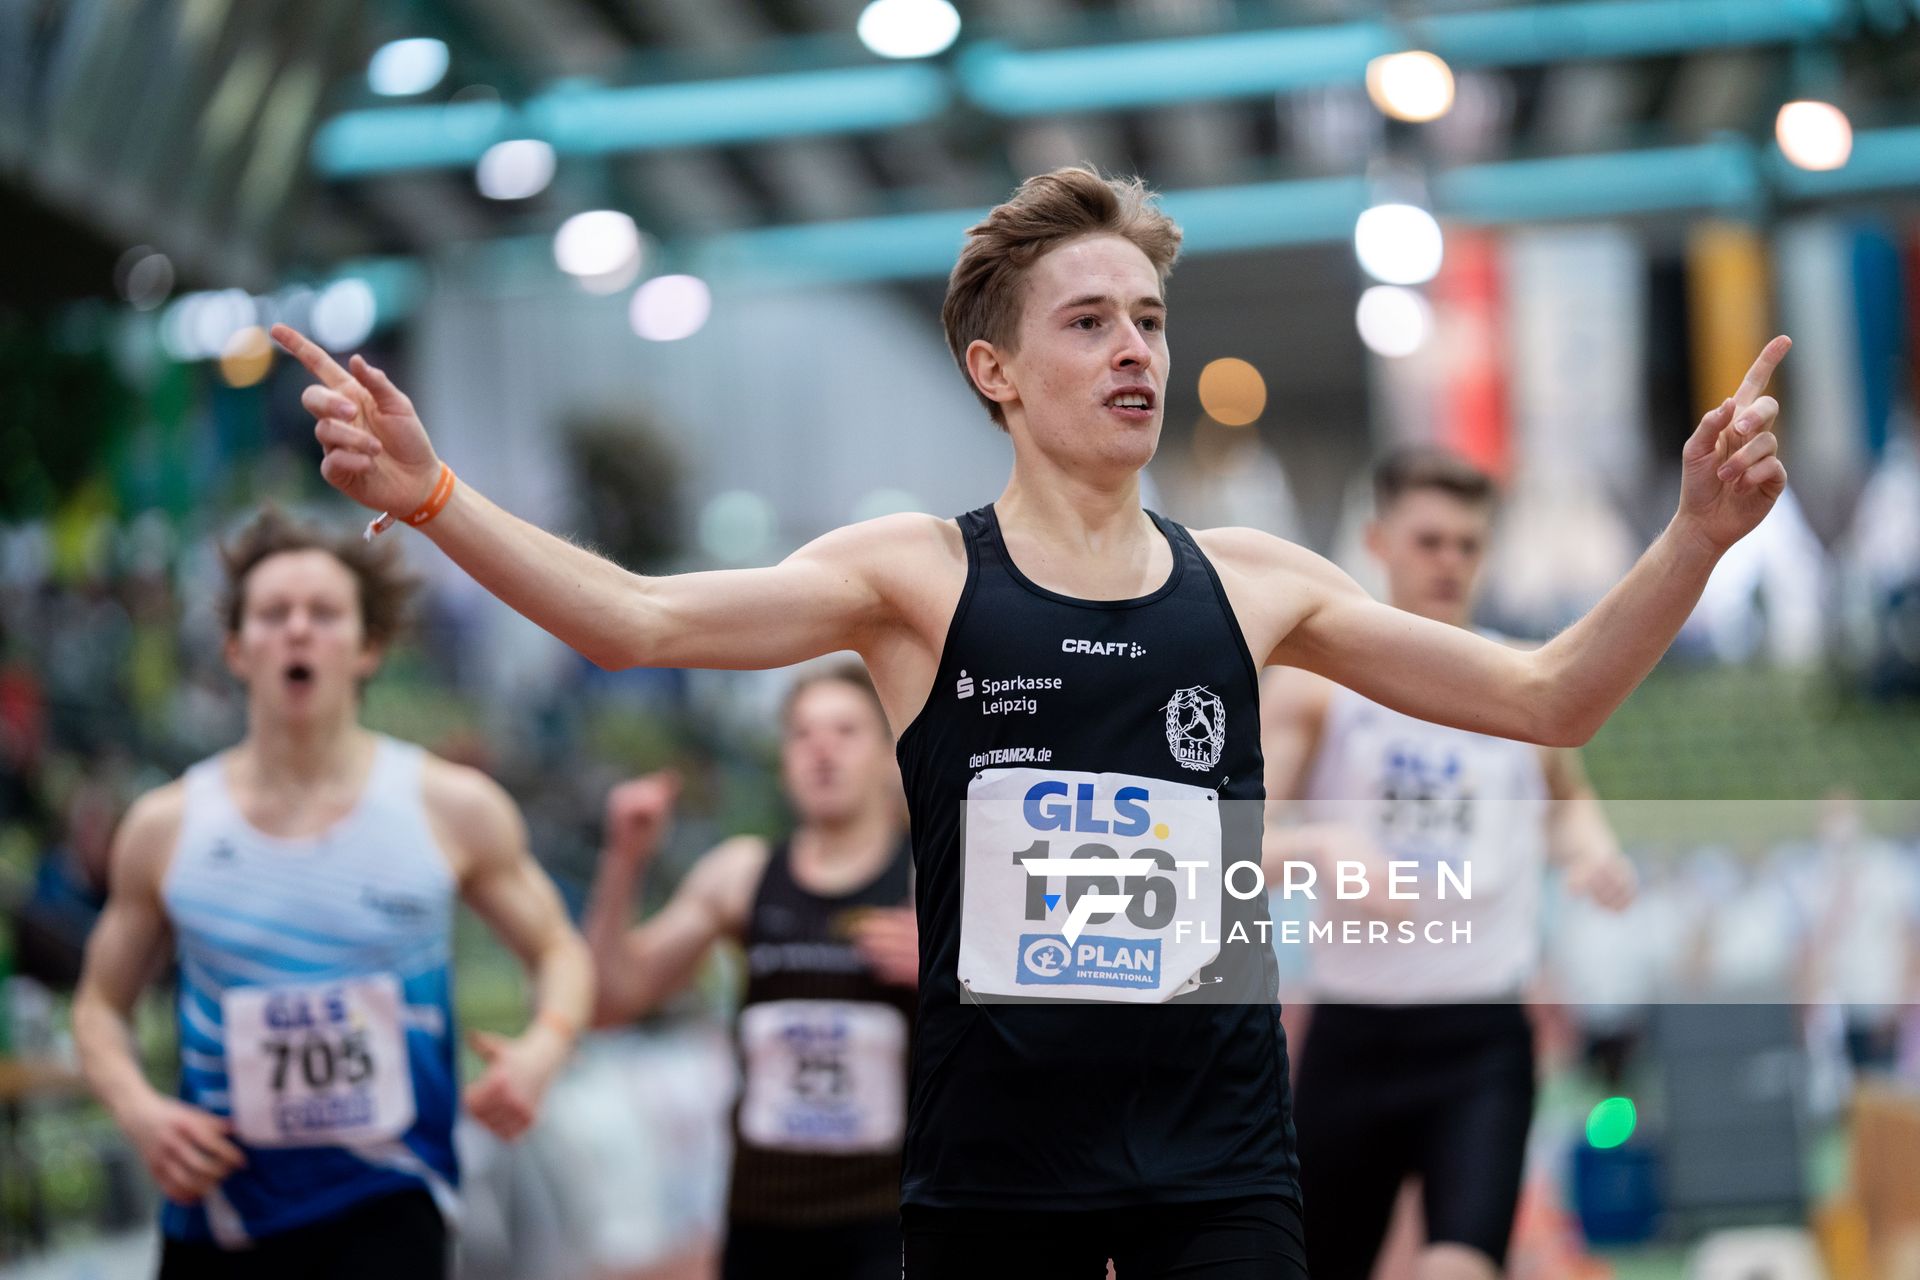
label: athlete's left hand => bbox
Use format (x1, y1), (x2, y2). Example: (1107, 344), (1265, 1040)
(1566, 853), (1638, 912)
(1676, 335), (1791, 553)
(850, 907), (920, 988)
(463, 1027), (568, 1141)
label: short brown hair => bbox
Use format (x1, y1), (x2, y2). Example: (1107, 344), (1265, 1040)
(942, 166), (1183, 427)
(219, 507), (418, 648)
(1373, 447), (1496, 513)
(782, 660), (886, 732)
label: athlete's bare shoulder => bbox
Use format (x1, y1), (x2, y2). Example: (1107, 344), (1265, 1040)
(816, 512), (966, 611)
(417, 752), (526, 879)
(1191, 525), (1338, 582)
(806, 512), (967, 731)
(417, 751), (508, 812)
(1191, 526), (1346, 666)
(109, 780), (189, 898)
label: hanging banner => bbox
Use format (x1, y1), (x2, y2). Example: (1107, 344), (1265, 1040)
(1506, 225), (1648, 496)
(1850, 223), (1906, 460)
(1434, 230), (1511, 483)
(1687, 220), (1773, 419)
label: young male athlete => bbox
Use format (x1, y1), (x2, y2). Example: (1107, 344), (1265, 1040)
(72, 509), (593, 1277)
(583, 663), (914, 1279)
(1262, 448), (1636, 1280)
(275, 165), (1787, 1278)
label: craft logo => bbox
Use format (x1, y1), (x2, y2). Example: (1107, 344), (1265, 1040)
(1062, 638), (1146, 658)
(1164, 686), (1226, 772)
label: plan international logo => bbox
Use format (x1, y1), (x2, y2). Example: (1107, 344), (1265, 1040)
(1015, 933), (1162, 989)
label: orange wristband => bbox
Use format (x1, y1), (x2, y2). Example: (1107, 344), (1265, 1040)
(403, 463), (457, 527)
(364, 463), (456, 541)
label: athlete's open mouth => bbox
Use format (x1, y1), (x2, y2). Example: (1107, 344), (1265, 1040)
(1105, 388), (1155, 411)
(285, 663), (314, 686)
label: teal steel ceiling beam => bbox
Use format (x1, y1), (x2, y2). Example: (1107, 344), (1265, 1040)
(690, 131), (1920, 284)
(957, 0), (1850, 115)
(313, 63), (948, 177)
(313, 0), (1858, 177)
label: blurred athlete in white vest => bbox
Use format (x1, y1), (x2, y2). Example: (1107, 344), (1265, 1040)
(1263, 448), (1635, 1280)
(74, 509), (592, 1278)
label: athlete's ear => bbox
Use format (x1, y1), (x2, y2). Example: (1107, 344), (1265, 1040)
(965, 338), (1019, 412)
(221, 632), (247, 684)
(354, 641), (385, 681)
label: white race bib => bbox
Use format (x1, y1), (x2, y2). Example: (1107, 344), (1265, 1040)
(1351, 728), (1538, 895)
(737, 999), (907, 1153)
(223, 975), (416, 1149)
(958, 768), (1222, 1004)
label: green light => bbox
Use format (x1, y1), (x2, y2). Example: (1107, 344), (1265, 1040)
(1587, 1097), (1637, 1149)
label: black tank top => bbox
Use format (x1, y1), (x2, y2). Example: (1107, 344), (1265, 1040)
(895, 504), (1300, 1210)
(728, 835), (916, 1226)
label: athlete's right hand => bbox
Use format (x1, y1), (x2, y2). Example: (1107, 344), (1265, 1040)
(602, 771), (681, 866)
(1566, 851), (1638, 911)
(124, 1092), (246, 1204)
(271, 323), (443, 518)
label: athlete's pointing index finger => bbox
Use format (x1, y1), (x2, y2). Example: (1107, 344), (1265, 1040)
(269, 323), (355, 392)
(1733, 335), (1792, 411)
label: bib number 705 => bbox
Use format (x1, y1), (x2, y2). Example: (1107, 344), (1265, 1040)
(265, 1029), (375, 1093)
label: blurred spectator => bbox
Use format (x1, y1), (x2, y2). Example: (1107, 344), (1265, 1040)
(1839, 417), (1920, 697)
(1805, 791), (1920, 1074)
(1691, 845), (1809, 998)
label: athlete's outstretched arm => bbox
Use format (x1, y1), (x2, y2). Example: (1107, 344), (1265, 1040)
(428, 761), (593, 1142)
(272, 324), (915, 673)
(1255, 337), (1790, 747)
(74, 787), (248, 1203)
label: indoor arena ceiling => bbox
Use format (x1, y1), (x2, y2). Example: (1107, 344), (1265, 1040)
(7, 0), (1920, 297)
